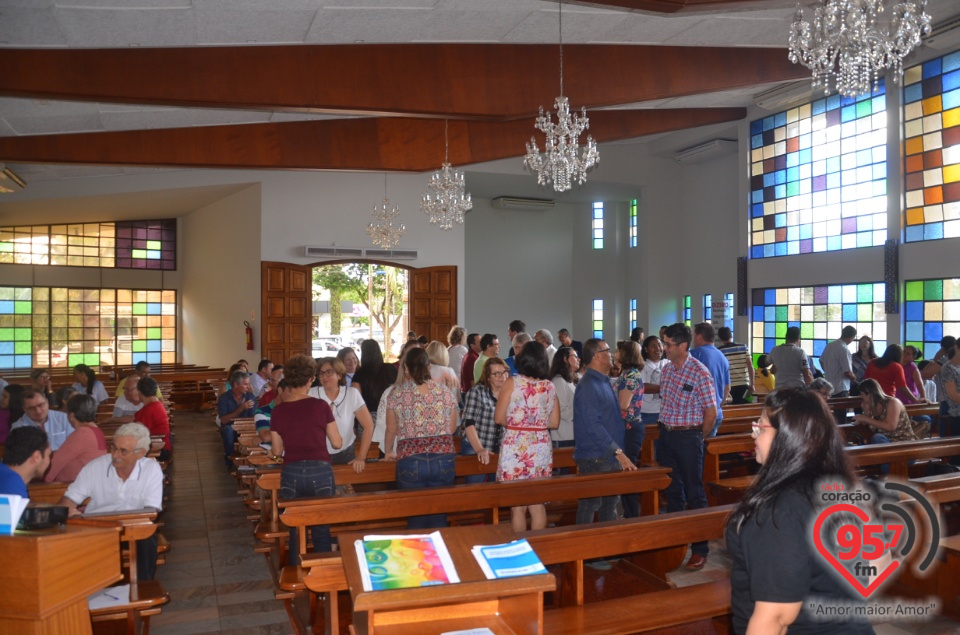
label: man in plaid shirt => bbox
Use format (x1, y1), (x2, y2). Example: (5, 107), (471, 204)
(659, 323), (717, 571)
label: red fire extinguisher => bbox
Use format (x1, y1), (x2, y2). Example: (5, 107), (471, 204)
(244, 321), (254, 350)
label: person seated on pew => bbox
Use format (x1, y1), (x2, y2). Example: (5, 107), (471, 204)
(106, 378), (144, 425)
(218, 370), (257, 469)
(44, 394), (107, 483)
(806, 377), (834, 401)
(0, 426), (50, 496)
(257, 364), (284, 407)
(753, 354), (775, 397)
(852, 379), (921, 444)
(727, 388), (874, 635)
(114, 360), (162, 400)
(60, 423), (163, 580)
(134, 377), (171, 462)
(270, 354), (342, 564)
(254, 379), (288, 444)
(29, 368), (57, 408)
(13, 388), (74, 451)
(72, 364), (110, 406)
(54, 386), (77, 414)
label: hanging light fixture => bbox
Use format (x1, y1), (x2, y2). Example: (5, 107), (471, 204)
(420, 120), (472, 230)
(524, 0), (599, 193)
(788, 0), (931, 98)
(366, 174), (406, 248)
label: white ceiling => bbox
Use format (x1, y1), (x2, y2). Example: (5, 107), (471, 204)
(0, 0), (956, 189)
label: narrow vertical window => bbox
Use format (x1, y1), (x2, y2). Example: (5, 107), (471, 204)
(684, 295), (692, 326)
(593, 299), (604, 339)
(629, 298), (637, 331)
(724, 292), (735, 332)
(629, 199), (637, 248)
(593, 202), (604, 250)
(703, 294), (713, 323)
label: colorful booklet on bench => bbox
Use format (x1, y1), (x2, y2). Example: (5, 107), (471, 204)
(355, 531), (460, 591)
(0, 495), (28, 535)
(471, 538), (547, 580)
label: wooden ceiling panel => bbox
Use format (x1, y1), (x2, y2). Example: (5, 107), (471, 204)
(0, 44), (804, 118)
(0, 109), (745, 172)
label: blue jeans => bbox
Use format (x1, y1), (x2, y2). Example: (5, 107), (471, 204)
(396, 453), (456, 529)
(659, 427), (709, 557)
(575, 457), (622, 524)
(281, 460), (335, 564)
(460, 441), (491, 484)
(621, 425), (646, 518)
(220, 423), (238, 467)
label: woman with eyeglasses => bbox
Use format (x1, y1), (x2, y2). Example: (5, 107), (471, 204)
(309, 356), (374, 473)
(460, 357), (509, 483)
(727, 388), (873, 635)
(548, 346), (579, 449)
(495, 341), (560, 532)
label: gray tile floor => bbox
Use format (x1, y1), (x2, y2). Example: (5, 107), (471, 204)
(152, 412), (960, 634)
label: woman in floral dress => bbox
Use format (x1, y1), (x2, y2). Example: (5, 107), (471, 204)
(495, 341), (560, 532)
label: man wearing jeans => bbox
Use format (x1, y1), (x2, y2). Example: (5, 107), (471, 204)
(218, 371), (257, 469)
(659, 323), (717, 571)
(573, 338), (637, 532)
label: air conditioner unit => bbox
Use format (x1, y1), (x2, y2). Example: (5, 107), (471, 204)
(753, 80), (815, 112)
(491, 197), (555, 211)
(304, 246), (364, 258)
(674, 139), (738, 164)
(364, 248), (419, 260)
(924, 13), (960, 51)
(0, 163), (26, 193)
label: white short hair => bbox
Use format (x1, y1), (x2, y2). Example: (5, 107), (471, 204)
(114, 422), (152, 452)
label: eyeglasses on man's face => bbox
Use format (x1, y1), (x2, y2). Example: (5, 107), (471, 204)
(110, 444), (143, 457)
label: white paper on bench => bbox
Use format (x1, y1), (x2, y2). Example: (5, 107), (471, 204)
(88, 584), (131, 610)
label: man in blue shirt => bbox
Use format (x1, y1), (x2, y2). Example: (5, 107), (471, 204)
(12, 389), (74, 451)
(218, 370), (257, 469)
(0, 427), (50, 497)
(573, 338), (637, 528)
(690, 323), (730, 437)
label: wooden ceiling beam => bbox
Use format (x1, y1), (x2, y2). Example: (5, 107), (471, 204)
(0, 45), (803, 118)
(0, 109), (745, 172)
(572, 0), (797, 14)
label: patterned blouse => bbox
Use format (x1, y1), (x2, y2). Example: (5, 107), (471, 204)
(941, 362), (960, 417)
(385, 379), (457, 460)
(614, 367), (644, 429)
(868, 398), (919, 443)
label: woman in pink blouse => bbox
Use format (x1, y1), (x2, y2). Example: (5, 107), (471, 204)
(384, 347), (458, 529)
(45, 394), (107, 482)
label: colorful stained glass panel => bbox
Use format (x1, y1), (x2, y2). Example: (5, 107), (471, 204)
(904, 278), (960, 360)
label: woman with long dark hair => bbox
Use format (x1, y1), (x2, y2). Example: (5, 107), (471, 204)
(72, 363), (109, 405)
(899, 345), (927, 404)
(850, 335), (877, 396)
(863, 344), (909, 400)
(852, 378), (921, 443)
(726, 388), (872, 634)
(351, 339), (398, 422)
(548, 346), (579, 448)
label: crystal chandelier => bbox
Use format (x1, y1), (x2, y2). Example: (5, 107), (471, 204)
(788, 0), (931, 98)
(420, 120), (472, 230)
(366, 174), (406, 248)
(524, 0), (599, 192)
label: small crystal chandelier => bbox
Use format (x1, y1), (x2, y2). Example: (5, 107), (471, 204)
(788, 0), (931, 98)
(420, 120), (472, 230)
(524, 0), (599, 192)
(366, 174), (406, 248)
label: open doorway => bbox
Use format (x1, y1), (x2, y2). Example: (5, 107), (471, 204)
(312, 263), (409, 361)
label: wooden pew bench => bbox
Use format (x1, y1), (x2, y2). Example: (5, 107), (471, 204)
(299, 505), (735, 635)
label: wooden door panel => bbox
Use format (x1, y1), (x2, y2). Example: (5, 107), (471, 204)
(412, 298), (431, 319)
(412, 271), (431, 294)
(434, 299), (452, 319)
(261, 261), (313, 363)
(407, 266), (457, 343)
(434, 270), (453, 294)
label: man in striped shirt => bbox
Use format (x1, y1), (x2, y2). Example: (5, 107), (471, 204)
(717, 327), (754, 404)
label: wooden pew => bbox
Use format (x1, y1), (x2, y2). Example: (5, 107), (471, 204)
(299, 505), (735, 635)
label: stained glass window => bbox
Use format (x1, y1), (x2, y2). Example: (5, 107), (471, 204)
(629, 199), (637, 248)
(684, 295), (692, 326)
(725, 292), (735, 332)
(593, 299), (604, 339)
(0, 219), (176, 269)
(704, 294), (713, 322)
(750, 283), (887, 369)
(629, 298), (637, 332)
(902, 50), (960, 242)
(904, 278), (960, 360)
(0, 286), (176, 369)
(749, 83), (887, 258)
(593, 202), (603, 250)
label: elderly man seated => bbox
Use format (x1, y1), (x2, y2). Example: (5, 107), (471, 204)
(12, 388), (74, 451)
(218, 370), (257, 469)
(60, 423), (164, 580)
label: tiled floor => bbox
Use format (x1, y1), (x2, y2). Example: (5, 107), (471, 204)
(152, 413), (960, 634)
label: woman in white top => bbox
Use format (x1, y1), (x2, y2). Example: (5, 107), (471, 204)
(309, 356), (374, 473)
(548, 346), (579, 447)
(425, 340), (460, 394)
(639, 336), (669, 427)
(446, 326), (468, 385)
(72, 364), (110, 405)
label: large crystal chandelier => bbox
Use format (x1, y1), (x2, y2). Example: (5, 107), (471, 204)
(524, 0), (599, 192)
(788, 0), (931, 97)
(366, 174), (406, 248)
(420, 120), (472, 230)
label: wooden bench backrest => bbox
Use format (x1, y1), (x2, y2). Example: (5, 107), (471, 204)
(28, 481), (69, 504)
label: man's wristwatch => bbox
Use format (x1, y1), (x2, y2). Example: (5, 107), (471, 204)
(615, 448), (623, 457)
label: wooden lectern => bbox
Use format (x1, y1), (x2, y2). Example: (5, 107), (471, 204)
(0, 525), (122, 635)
